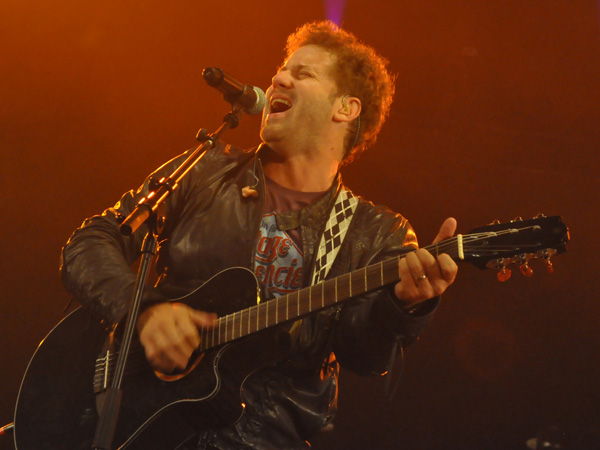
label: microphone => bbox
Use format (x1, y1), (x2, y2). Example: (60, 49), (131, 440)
(202, 67), (266, 115)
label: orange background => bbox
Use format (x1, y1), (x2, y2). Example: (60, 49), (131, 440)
(1, 1), (599, 448)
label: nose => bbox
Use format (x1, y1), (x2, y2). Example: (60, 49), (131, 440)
(271, 70), (292, 89)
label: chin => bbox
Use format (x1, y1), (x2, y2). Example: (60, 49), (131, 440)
(259, 124), (282, 145)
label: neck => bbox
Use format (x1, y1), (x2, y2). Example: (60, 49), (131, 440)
(261, 145), (340, 192)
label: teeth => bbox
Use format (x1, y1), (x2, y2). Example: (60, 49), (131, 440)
(271, 98), (291, 107)
(270, 98), (292, 112)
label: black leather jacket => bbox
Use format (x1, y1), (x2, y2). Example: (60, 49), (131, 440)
(61, 143), (438, 449)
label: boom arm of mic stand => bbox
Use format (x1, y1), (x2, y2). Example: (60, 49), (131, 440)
(92, 108), (241, 450)
(119, 109), (240, 236)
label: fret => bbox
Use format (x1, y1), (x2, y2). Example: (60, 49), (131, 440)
(365, 264), (381, 291)
(248, 305), (254, 333)
(380, 261), (384, 286)
(380, 259), (393, 286)
(228, 313), (233, 341)
(232, 311), (237, 340)
(323, 279), (336, 308)
(286, 293), (289, 321)
(321, 281), (325, 308)
(225, 315), (228, 342)
(280, 300), (287, 324)
(337, 273), (350, 300)
(239, 310), (243, 338)
(351, 270), (361, 296)
(247, 306), (254, 334)
(246, 306), (250, 334)
(275, 297), (279, 325)
(363, 267), (367, 292)
(335, 277), (338, 304)
(302, 289), (310, 316)
(264, 303), (268, 329)
(349, 271), (352, 297)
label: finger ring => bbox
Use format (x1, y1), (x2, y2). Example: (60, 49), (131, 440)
(414, 274), (427, 281)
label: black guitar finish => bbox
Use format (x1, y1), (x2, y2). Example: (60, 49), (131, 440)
(14, 268), (289, 450)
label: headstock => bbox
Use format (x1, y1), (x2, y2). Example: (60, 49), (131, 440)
(462, 214), (569, 281)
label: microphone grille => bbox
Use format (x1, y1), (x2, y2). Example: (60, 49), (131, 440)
(246, 86), (266, 115)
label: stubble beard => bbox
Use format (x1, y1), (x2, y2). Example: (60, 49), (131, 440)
(259, 119), (282, 147)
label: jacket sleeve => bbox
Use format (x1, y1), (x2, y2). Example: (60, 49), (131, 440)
(331, 206), (439, 376)
(59, 148), (220, 324)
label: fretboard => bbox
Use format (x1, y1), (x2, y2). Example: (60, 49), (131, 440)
(198, 239), (462, 352)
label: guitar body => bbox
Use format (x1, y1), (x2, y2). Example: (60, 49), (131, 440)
(14, 267), (290, 450)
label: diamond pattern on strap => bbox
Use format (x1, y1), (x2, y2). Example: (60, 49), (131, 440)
(311, 189), (358, 285)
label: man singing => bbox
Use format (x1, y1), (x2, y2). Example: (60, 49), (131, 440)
(62, 20), (458, 449)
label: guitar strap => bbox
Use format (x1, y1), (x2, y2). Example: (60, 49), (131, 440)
(310, 187), (358, 284)
(311, 188), (404, 400)
(286, 186), (358, 349)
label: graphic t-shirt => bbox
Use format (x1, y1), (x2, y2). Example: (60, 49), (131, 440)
(254, 177), (326, 298)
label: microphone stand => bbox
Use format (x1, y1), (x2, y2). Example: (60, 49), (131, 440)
(92, 107), (243, 450)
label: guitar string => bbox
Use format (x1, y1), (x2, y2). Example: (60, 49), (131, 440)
(192, 226), (546, 350)
(206, 224), (546, 346)
(100, 225), (550, 374)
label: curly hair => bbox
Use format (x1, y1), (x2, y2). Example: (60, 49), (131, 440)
(285, 21), (395, 163)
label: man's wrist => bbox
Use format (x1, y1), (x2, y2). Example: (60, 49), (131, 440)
(399, 302), (422, 315)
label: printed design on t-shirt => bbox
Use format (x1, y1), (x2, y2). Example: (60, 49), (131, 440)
(255, 212), (303, 298)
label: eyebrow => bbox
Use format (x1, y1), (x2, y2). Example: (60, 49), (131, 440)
(278, 63), (315, 74)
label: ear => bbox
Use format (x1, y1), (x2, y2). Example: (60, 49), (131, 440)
(333, 96), (361, 123)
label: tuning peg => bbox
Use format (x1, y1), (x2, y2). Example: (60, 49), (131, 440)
(519, 263), (534, 277)
(544, 260), (554, 274)
(537, 249), (557, 274)
(511, 216), (523, 222)
(489, 219), (501, 225)
(535, 213), (546, 219)
(497, 268), (512, 282)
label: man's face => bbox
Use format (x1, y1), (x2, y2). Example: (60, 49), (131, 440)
(260, 44), (341, 152)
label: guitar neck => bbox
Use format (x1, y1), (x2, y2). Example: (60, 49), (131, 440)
(198, 238), (463, 352)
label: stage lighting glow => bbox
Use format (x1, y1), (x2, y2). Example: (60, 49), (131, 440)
(325, 0), (348, 26)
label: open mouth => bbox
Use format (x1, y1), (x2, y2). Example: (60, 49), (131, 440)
(270, 97), (292, 114)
